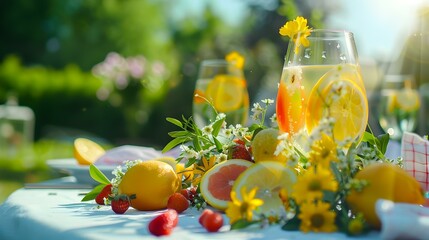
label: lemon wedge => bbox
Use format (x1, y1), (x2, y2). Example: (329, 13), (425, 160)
(232, 161), (296, 216)
(73, 138), (105, 165)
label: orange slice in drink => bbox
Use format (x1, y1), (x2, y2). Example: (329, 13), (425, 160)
(306, 72), (368, 142)
(276, 80), (305, 134)
(193, 89), (206, 104)
(206, 74), (246, 112)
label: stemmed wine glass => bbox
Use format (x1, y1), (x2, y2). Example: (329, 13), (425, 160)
(192, 60), (249, 128)
(276, 30), (368, 143)
(378, 75), (420, 140)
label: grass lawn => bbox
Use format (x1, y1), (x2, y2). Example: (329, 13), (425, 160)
(0, 139), (75, 203)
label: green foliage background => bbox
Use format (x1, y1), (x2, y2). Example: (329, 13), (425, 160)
(0, 0), (328, 201)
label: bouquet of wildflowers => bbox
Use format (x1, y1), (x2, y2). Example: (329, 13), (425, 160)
(164, 94), (395, 235)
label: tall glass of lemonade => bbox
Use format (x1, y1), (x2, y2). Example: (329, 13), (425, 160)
(276, 30), (368, 143)
(193, 60), (249, 128)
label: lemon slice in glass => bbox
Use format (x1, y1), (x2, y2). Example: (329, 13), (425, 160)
(232, 161), (296, 216)
(386, 92), (398, 113)
(206, 74), (245, 112)
(306, 77), (368, 142)
(396, 89), (420, 112)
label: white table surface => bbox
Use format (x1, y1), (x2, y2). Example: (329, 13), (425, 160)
(0, 176), (381, 240)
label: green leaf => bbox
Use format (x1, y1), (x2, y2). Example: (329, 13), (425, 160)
(251, 127), (264, 140)
(89, 164), (110, 185)
(322, 190), (336, 204)
(248, 123), (262, 132)
(168, 130), (190, 138)
(81, 184), (106, 202)
(162, 137), (186, 153)
(361, 131), (379, 146)
(330, 161), (343, 184)
(193, 137), (202, 151)
(185, 157), (197, 168)
(281, 216), (301, 231)
(211, 118), (224, 137)
(230, 219), (259, 230)
(377, 133), (390, 154)
(166, 117), (183, 128)
(213, 137), (223, 152)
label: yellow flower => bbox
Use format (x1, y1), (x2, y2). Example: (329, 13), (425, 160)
(225, 186), (264, 224)
(309, 134), (339, 167)
(225, 51), (245, 69)
(192, 155), (216, 185)
(298, 200), (337, 233)
(292, 166), (338, 204)
(279, 16), (312, 53)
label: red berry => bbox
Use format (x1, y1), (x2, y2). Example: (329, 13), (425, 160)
(198, 209), (214, 225)
(202, 211), (223, 232)
(228, 144), (253, 162)
(95, 184), (112, 205)
(111, 195), (130, 214)
(188, 187), (197, 200)
(180, 189), (190, 200)
(167, 193), (189, 214)
(148, 209), (179, 236)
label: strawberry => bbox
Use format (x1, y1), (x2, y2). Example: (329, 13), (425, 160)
(198, 209), (214, 225)
(148, 209), (179, 236)
(95, 184), (112, 205)
(202, 211), (223, 232)
(188, 187), (197, 200)
(180, 187), (197, 201)
(180, 189), (190, 200)
(111, 194), (130, 214)
(228, 144), (253, 162)
(167, 193), (189, 213)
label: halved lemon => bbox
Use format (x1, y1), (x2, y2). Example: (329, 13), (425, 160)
(200, 159), (253, 210)
(306, 72), (368, 142)
(205, 75), (246, 112)
(73, 138), (105, 165)
(232, 161), (296, 216)
(396, 88), (420, 112)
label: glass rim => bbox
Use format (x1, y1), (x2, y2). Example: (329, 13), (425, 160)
(306, 29), (354, 39)
(200, 59), (229, 67)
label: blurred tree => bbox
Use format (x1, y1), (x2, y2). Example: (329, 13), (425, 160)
(0, 0), (337, 147)
(0, 0), (175, 71)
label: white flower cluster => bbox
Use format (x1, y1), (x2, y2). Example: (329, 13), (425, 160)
(250, 98), (276, 126)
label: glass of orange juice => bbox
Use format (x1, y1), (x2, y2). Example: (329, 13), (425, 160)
(192, 60), (249, 128)
(276, 30), (368, 143)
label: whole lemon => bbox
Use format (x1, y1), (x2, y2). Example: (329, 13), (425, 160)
(118, 160), (180, 210)
(346, 163), (425, 229)
(251, 128), (286, 163)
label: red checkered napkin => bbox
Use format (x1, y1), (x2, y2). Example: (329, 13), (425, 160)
(401, 132), (429, 191)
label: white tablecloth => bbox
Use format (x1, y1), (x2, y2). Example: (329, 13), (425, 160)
(0, 177), (381, 240)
